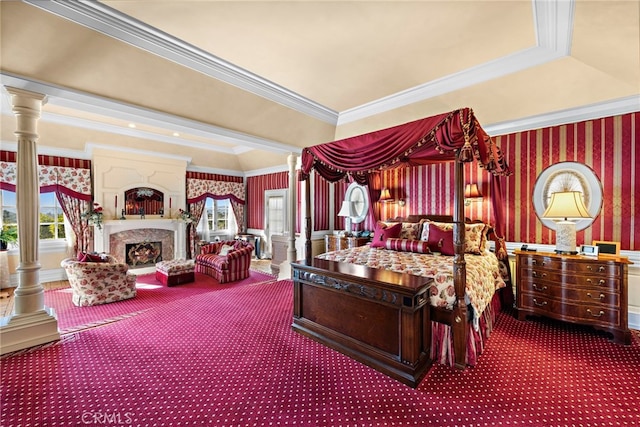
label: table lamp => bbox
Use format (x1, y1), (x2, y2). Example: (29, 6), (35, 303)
(338, 200), (357, 235)
(542, 191), (592, 254)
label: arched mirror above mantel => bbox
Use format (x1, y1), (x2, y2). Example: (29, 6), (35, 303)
(124, 187), (164, 216)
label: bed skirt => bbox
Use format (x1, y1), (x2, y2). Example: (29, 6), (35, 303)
(430, 292), (502, 367)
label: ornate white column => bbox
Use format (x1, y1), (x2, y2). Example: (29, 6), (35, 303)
(0, 87), (59, 355)
(278, 153), (298, 279)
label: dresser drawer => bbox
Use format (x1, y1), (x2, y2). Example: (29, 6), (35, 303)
(519, 279), (620, 307)
(520, 293), (621, 327)
(521, 256), (620, 277)
(520, 268), (620, 291)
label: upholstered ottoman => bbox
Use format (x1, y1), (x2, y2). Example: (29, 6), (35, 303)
(155, 259), (195, 287)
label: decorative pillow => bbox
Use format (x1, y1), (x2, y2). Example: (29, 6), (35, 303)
(371, 222), (402, 248)
(427, 225), (455, 256)
(382, 221), (423, 240)
(218, 244), (235, 256)
(422, 220), (488, 254)
(464, 222), (489, 254)
(77, 251), (107, 263)
(385, 238), (431, 254)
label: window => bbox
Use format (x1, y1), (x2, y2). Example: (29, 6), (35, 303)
(1, 190), (66, 242)
(40, 192), (66, 240)
(205, 198), (233, 232)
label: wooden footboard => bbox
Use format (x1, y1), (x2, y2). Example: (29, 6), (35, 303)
(291, 258), (433, 388)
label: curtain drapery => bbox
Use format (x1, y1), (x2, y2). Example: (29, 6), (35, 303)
(1, 151), (93, 253)
(186, 176), (246, 257)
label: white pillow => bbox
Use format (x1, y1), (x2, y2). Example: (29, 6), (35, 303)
(218, 244), (234, 256)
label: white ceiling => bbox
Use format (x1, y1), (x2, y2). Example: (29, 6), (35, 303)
(1, 0), (639, 174)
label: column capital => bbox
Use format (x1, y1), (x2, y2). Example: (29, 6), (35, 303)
(4, 87), (47, 139)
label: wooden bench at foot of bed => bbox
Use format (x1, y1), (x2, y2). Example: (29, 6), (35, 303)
(291, 258), (433, 388)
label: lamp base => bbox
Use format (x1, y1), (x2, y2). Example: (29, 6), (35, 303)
(554, 220), (577, 254)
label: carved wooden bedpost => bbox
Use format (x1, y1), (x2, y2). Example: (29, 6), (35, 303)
(452, 158), (468, 369)
(305, 176), (312, 264)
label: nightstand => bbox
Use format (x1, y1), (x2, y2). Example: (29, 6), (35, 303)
(324, 235), (370, 253)
(515, 250), (632, 344)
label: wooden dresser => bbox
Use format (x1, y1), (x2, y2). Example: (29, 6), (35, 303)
(324, 235), (370, 253)
(515, 250), (632, 344)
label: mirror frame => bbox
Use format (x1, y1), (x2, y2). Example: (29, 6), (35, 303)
(533, 161), (603, 231)
(344, 182), (369, 224)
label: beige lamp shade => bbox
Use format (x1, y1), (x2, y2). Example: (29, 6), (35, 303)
(542, 191), (591, 220)
(379, 188), (393, 202)
(464, 183), (483, 198)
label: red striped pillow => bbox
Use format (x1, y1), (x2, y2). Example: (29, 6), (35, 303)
(385, 238), (431, 254)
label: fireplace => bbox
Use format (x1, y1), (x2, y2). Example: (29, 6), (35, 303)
(126, 241), (162, 267)
(94, 219), (187, 273)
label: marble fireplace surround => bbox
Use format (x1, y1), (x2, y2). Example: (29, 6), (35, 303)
(94, 219), (187, 274)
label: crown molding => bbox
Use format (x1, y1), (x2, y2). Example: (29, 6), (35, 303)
(24, 0), (338, 125)
(1, 72), (301, 155)
(484, 96), (640, 136)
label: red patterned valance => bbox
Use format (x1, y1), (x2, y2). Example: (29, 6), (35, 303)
(300, 108), (510, 183)
(186, 171), (243, 183)
(186, 178), (245, 204)
(0, 151), (92, 200)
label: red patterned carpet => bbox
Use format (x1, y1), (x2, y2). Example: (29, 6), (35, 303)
(43, 270), (277, 333)
(2, 278), (639, 427)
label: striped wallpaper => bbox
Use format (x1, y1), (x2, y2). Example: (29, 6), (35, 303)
(373, 112), (638, 251)
(246, 171), (289, 229)
(495, 111), (638, 251)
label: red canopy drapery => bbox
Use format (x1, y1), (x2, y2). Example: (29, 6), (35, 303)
(300, 108), (510, 183)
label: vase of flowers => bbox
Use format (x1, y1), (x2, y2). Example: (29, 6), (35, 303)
(82, 202), (104, 230)
(177, 209), (193, 224)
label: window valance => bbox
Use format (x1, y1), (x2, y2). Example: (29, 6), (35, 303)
(186, 178), (245, 204)
(0, 151), (92, 200)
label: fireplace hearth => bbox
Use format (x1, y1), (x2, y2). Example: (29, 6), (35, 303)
(95, 219), (187, 274)
(126, 241), (162, 267)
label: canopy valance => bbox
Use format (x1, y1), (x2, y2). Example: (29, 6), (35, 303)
(300, 108), (510, 183)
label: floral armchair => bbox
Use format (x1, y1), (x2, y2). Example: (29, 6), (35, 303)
(61, 254), (137, 307)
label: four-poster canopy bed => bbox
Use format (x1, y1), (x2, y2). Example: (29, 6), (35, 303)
(292, 108), (511, 387)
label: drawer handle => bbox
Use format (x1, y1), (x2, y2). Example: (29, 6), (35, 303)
(532, 284), (547, 292)
(587, 265), (606, 272)
(586, 279), (606, 286)
(532, 259), (545, 266)
(533, 298), (547, 307)
(586, 292), (605, 301)
(586, 309), (605, 318)
(532, 271), (547, 278)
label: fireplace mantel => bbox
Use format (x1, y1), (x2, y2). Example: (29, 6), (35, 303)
(94, 219), (187, 263)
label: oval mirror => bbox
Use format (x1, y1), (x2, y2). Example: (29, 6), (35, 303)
(344, 182), (369, 224)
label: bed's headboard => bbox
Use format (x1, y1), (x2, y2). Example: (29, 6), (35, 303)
(392, 214), (454, 223)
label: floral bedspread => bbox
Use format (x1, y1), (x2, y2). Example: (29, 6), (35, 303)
(316, 245), (506, 327)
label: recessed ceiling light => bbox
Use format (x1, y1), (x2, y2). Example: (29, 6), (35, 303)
(128, 123), (136, 128)
(173, 132), (180, 137)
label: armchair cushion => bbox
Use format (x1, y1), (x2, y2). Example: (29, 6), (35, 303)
(61, 255), (137, 306)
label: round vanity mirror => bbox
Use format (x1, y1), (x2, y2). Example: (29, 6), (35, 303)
(533, 162), (603, 231)
(344, 182), (369, 224)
